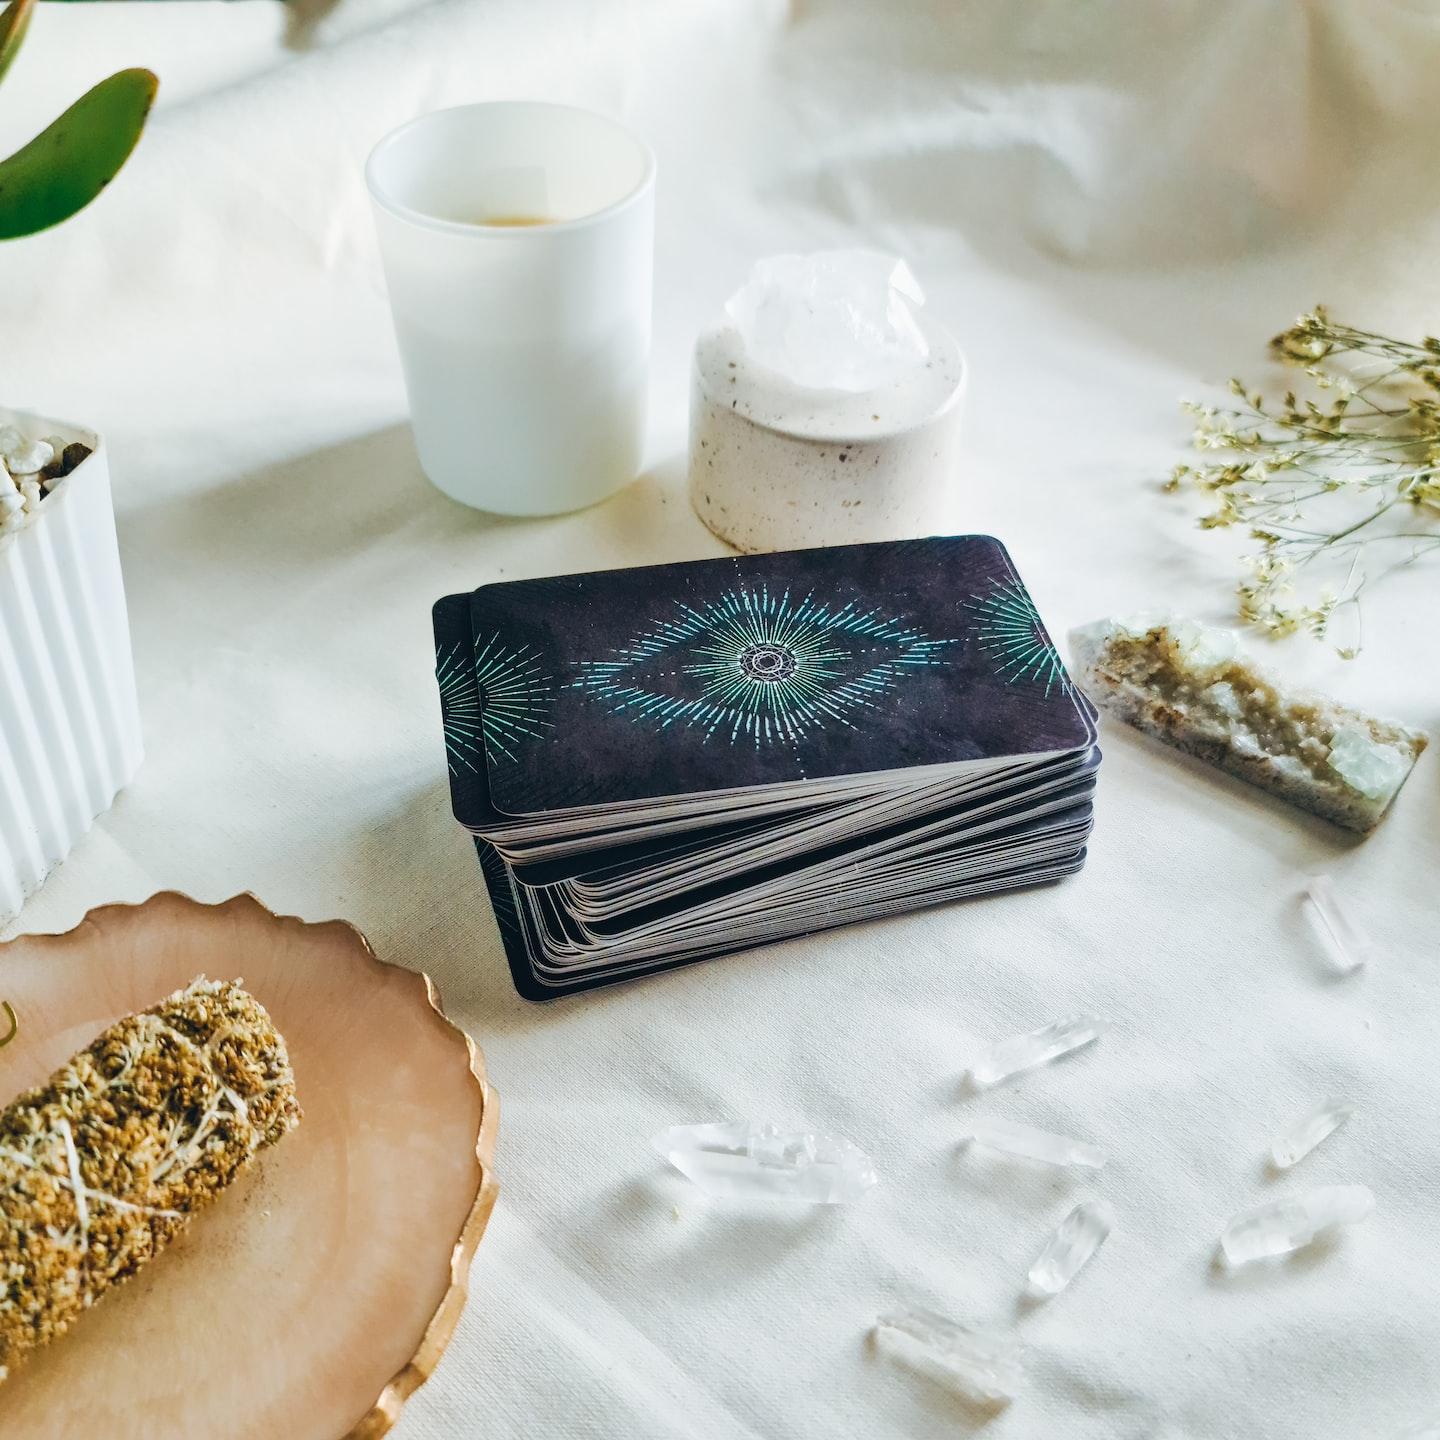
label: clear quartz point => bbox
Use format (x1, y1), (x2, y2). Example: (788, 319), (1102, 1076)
(1302, 876), (1372, 974)
(651, 1119), (879, 1203)
(872, 1306), (1023, 1406)
(962, 1117), (1106, 1170)
(1028, 1199), (1115, 1295)
(1271, 1098), (1356, 1169)
(969, 1015), (1106, 1087)
(1220, 1184), (1374, 1267)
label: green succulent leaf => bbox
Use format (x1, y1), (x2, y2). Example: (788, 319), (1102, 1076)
(0, 0), (35, 86)
(0, 66), (158, 240)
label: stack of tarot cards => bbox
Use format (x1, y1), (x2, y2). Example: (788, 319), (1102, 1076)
(432, 535), (1099, 999)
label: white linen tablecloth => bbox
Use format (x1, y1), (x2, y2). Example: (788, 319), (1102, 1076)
(4, 2), (1439, 1436)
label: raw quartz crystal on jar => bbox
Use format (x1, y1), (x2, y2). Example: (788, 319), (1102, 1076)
(723, 250), (932, 392)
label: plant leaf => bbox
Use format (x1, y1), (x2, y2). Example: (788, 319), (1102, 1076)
(0, 0), (35, 86)
(0, 67), (158, 241)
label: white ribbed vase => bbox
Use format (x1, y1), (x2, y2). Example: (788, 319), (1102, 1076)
(0, 409), (143, 922)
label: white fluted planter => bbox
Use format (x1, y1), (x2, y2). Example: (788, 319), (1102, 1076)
(0, 408), (143, 922)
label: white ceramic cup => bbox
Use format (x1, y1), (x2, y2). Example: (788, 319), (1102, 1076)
(366, 101), (655, 515)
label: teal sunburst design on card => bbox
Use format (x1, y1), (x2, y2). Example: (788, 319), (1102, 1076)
(964, 578), (1069, 696)
(473, 633), (555, 762)
(435, 639), (483, 775)
(435, 634), (554, 773)
(574, 585), (952, 745)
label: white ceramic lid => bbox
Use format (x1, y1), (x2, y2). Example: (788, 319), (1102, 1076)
(693, 310), (965, 443)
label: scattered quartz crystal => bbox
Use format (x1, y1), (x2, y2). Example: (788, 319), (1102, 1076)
(0, 423), (92, 541)
(1271, 1099), (1355, 1169)
(1302, 876), (1372, 974)
(962, 1117), (1105, 1170)
(1220, 1184), (1374, 1267)
(724, 250), (930, 392)
(1028, 1199), (1115, 1296)
(969, 1015), (1106, 1088)
(872, 1306), (1023, 1406)
(1068, 614), (1427, 833)
(651, 1120), (879, 1203)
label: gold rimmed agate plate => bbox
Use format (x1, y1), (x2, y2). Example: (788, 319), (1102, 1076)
(0, 893), (498, 1438)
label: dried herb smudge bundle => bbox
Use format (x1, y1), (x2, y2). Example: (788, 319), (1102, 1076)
(0, 978), (300, 1382)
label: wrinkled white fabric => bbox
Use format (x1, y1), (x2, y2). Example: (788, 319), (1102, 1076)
(3, 2), (1439, 1437)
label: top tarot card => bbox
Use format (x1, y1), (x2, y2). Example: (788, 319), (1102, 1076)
(447, 536), (1094, 818)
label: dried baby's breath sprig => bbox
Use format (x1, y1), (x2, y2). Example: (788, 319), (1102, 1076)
(1165, 305), (1440, 656)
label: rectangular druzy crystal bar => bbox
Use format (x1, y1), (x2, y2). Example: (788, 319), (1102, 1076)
(1069, 615), (1427, 833)
(0, 979), (300, 1383)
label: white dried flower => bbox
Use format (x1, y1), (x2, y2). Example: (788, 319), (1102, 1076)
(1168, 304), (1440, 656)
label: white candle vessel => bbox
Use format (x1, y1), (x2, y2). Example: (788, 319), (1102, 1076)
(367, 101), (656, 516)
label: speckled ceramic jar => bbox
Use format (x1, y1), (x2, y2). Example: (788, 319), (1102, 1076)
(687, 315), (965, 553)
